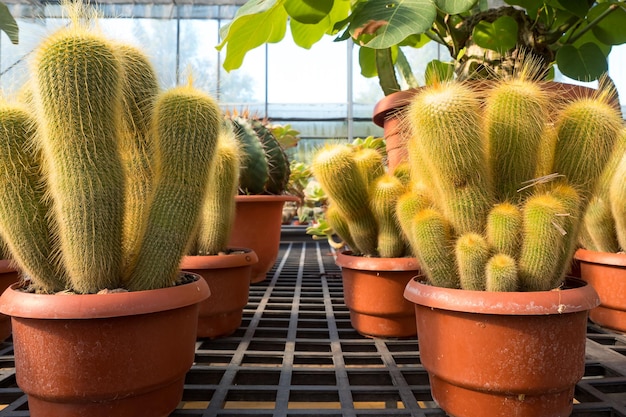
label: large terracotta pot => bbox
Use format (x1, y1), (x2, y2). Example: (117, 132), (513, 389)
(372, 89), (418, 171)
(575, 248), (626, 332)
(181, 248), (258, 338)
(0, 274), (209, 417)
(404, 277), (599, 417)
(229, 195), (299, 283)
(335, 251), (420, 338)
(0, 260), (19, 341)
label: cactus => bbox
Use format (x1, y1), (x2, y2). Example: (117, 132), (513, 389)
(610, 155), (626, 252)
(399, 72), (625, 292)
(0, 15), (221, 293)
(370, 174), (407, 258)
(226, 113), (293, 195)
(311, 144), (378, 256)
(194, 125), (241, 255)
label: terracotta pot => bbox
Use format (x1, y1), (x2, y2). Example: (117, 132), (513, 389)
(229, 195), (299, 283)
(0, 275), (209, 417)
(575, 248), (626, 332)
(0, 260), (19, 341)
(372, 89), (419, 171)
(181, 248), (258, 338)
(404, 277), (599, 417)
(335, 251), (420, 338)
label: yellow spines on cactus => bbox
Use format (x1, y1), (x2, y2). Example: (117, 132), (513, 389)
(116, 43), (160, 272)
(196, 125), (241, 255)
(0, 102), (65, 293)
(370, 174), (407, 258)
(535, 124), (558, 179)
(325, 203), (357, 251)
(548, 183), (582, 288)
(395, 185), (434, 257)
(411, 208), (459, 288)
(311, 144), (378, 256)
(353, 148), (384, 188)
(485, 253), (518, 292)
(486, 202), (522, 258)
(34, 26), (125, 293)
(126, 85), (221, 291)
(455, 233), (490, 291)
(405, 82), (492, 235)
(392, 162), (411, 187)
(483, 78), (547, 202)
(610, 153), (626, 252)
(518, 193), (567, 291)
(552, 92), (623, 203)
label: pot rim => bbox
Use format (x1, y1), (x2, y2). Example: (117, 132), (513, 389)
(0, 273), (210, 320)
(574, 248), (626, 267)
(404, 276), (599, 315)
(235, 194), (300, 203)
(372, 89), (419, 127)
(181, 247), (259, 269)
(336, 250), (420, 272)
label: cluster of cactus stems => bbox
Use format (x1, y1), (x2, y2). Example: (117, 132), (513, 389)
(580, 128), (626, 253)
(311, 143), (412, 258)
(0, 6), (226, 294)
(396, 71), (624, 292)
(225, 112), (291, 195)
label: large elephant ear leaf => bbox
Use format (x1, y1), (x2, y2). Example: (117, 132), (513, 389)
(472, 15), (518, 53)
(0, 3), (18, 45)
(348, 0), (437, 49)
(556, 43), (608, 82)
(435, 0), (478, 15)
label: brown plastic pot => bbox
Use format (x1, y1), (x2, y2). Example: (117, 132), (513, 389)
(0, 274), (209, 417)
(181, 248), (258, 338)
(404, 277), (599, 417)
(0, 260), (19, 341)
(229, 195), (299, 283)
(335, 251), (420, 338)
(372, 89), (419, 171)
(575, 248), (626, 333)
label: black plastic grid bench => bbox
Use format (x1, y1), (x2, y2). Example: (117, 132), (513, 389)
(0, 239), (625, 416)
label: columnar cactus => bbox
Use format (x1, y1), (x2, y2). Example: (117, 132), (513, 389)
(311, 143), (412, 258)
(0, 14), (221, 293)
(397, 74), (624, 292)
(580, 128), (626, 253)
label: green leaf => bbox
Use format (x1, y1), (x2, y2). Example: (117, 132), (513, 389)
(425, 59), (454, 85)
(291, 0), (352, 48)
(348, 0), (437, 49)
(589, 2), (626, 46)
(472, 15), (518, 53)
(284, 0), (334, 24)
(572, 26), (611, 57)
(434, 0), (478, 15)
(0, 3), (18, 45)
(553, 0), (590, 18)
(399, 33), (430, 48)
(504, 0), (542, 10)
(556, 43), (608, 81)
(218, 4), (288, 71)
(396, 48), (419, 89)
(359, 46), (378, 78)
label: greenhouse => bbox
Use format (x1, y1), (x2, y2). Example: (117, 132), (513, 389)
(0, 1), (625, 416)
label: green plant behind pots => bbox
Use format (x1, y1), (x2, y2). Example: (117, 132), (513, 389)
(396, 71), (624, 292)
(580, 128), (626, 253)
(218, 0), (626, 95)
(0, 12), (221, 294)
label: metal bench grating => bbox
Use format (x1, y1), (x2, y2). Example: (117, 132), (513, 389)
(0, 240), (625, 416)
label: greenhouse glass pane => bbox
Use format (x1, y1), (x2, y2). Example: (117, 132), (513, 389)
(179, 19), (219, 96)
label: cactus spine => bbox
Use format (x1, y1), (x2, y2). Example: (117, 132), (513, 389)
(455, 233), (490, 291)
(485, 254), (518, 292)
(34, 28), (125, 293)
(484, 78), (547, 202)
(609, 153), (626, 252)
(125, 86), (221, 291)
(195, 126), (241, 255)
(486, 202), (522, 258)
(405, 82), (492, 235)
(311, 144), (378, 256)
(0, 103), (64, 292)
(370, 174), (407, 258)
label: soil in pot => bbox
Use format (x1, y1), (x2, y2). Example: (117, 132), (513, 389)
(404, 277), (599, 417)
(0, 274), (209, 417)
(336, 251), (419, 338)
(181, 248), (258, 338)
(575, 248), (626, 333)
